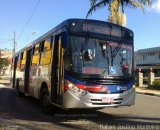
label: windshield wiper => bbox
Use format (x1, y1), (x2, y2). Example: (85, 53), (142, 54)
(110, 42), (122, 66)
(80, 32), (91, 66)
(81, 31), (90, 50)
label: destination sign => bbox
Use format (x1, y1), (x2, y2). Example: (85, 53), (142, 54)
(111, 26), (121, 38)
(83, 24), (110, 35)
(82, 24), (121, 38)
(70, 21), (132, 40)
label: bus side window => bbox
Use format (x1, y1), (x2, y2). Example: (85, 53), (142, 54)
(40, 37), (52, 65)
(32, 44), (40, 65)
(34, 44), (40, 55)
(17, 53), (21, 68)
(21, 51), (26, 68)
(44, 38), (51, 51)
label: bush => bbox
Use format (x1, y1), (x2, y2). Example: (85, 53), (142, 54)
(148, 79), (160, 90)
(153, 79), (160, 85)
(0, 58), (10, 74)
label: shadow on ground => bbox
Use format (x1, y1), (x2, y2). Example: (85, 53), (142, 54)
(0, 88), (160, 130)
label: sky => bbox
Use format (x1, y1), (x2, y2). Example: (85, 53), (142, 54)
(0, 0), (160, 52)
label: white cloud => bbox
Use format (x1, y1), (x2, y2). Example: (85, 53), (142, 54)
(152, 0), (160, 12)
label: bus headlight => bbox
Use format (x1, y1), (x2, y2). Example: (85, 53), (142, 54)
(72, 86), (80, 94)
(123, 88), (133, 95)
(67, 83), (80, 94)
(66, 81), (87, 96)
(80, 89), (87, 96)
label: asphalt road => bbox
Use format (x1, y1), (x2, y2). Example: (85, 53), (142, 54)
(0, 85), (160, 130)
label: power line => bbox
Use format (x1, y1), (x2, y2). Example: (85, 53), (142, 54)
(17, 0), (41, 41)
(0, 38), (12, 40)
(0, 39), (13, 44)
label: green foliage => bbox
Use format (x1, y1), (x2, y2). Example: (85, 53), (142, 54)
(148, 79), (160, 90)
(153, 80), (160, 85)
(86, 0), (153, 26)
(0, 58), (10, 72)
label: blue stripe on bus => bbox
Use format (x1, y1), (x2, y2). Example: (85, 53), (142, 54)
(65, 75), (133, 93)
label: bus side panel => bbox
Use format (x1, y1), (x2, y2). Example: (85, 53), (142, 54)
(38, 65), (52, 98)
(29, 36), (53, 99)
(29, 65), (40, 98)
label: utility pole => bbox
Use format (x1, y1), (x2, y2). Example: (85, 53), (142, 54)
(13, 32), (16, 56)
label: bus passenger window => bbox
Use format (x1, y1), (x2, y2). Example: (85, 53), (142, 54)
(21, 51), (26, 65)
(40, 50), (51, 65)
(44, 37), (51, 51)
(16, 54), (20, 68)
(32, 44), (40, 65)
(40, 37), (52, 65)
(23, 51), (26, 59)
(34, 44), (40, 54)
(32, 55), (40, 65)
(20, 52), (23, 60)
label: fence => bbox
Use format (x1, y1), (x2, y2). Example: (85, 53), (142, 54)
(136, 69), (156, 87)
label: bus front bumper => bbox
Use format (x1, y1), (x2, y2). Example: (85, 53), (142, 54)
(62, 88), (135, 109)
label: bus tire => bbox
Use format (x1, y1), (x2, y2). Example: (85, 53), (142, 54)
(16, 80), (25, 97)
(40, 88), (52, 114)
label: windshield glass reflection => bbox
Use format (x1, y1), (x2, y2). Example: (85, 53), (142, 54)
(65, 36), (133, 77)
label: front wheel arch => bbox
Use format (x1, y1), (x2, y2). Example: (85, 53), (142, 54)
(40, 82), (52, 113)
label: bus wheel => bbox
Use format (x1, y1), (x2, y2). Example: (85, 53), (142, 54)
(16, 80), (25, 97)
(40, 88), (52, 113)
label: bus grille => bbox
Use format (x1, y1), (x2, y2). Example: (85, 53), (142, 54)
(84, 79), (130, 85)
(91, 98), (123, 105)
(89, 91), (124, 94)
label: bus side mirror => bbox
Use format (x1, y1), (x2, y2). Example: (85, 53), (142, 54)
(61, 33), (67, 48)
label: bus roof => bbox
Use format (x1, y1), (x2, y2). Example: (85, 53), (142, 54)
(14, 19), (133, 56)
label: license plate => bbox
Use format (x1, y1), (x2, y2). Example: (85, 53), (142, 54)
(102, 97), (114, 103)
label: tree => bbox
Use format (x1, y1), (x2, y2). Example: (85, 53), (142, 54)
(86, 0), (152, 26)
(0, 58), (10, 75)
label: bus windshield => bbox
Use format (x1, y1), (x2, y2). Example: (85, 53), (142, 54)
(66, 36), (133, 77)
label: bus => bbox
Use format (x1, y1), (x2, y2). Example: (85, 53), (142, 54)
(12, 19), (135, 112)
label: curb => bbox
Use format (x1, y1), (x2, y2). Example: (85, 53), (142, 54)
(0, 83), (11, 88)
(0, 83), (10, 86)
(136, 92), (160, 97)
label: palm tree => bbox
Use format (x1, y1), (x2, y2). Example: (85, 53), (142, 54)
(86, 0), (152, 26)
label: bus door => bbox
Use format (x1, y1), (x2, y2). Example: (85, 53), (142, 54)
(51, 33), (66, 104)
(24, 49), (32, 93)
(12, 56), (18, 88)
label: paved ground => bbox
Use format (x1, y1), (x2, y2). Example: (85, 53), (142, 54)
(0, 83), (160, 130)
